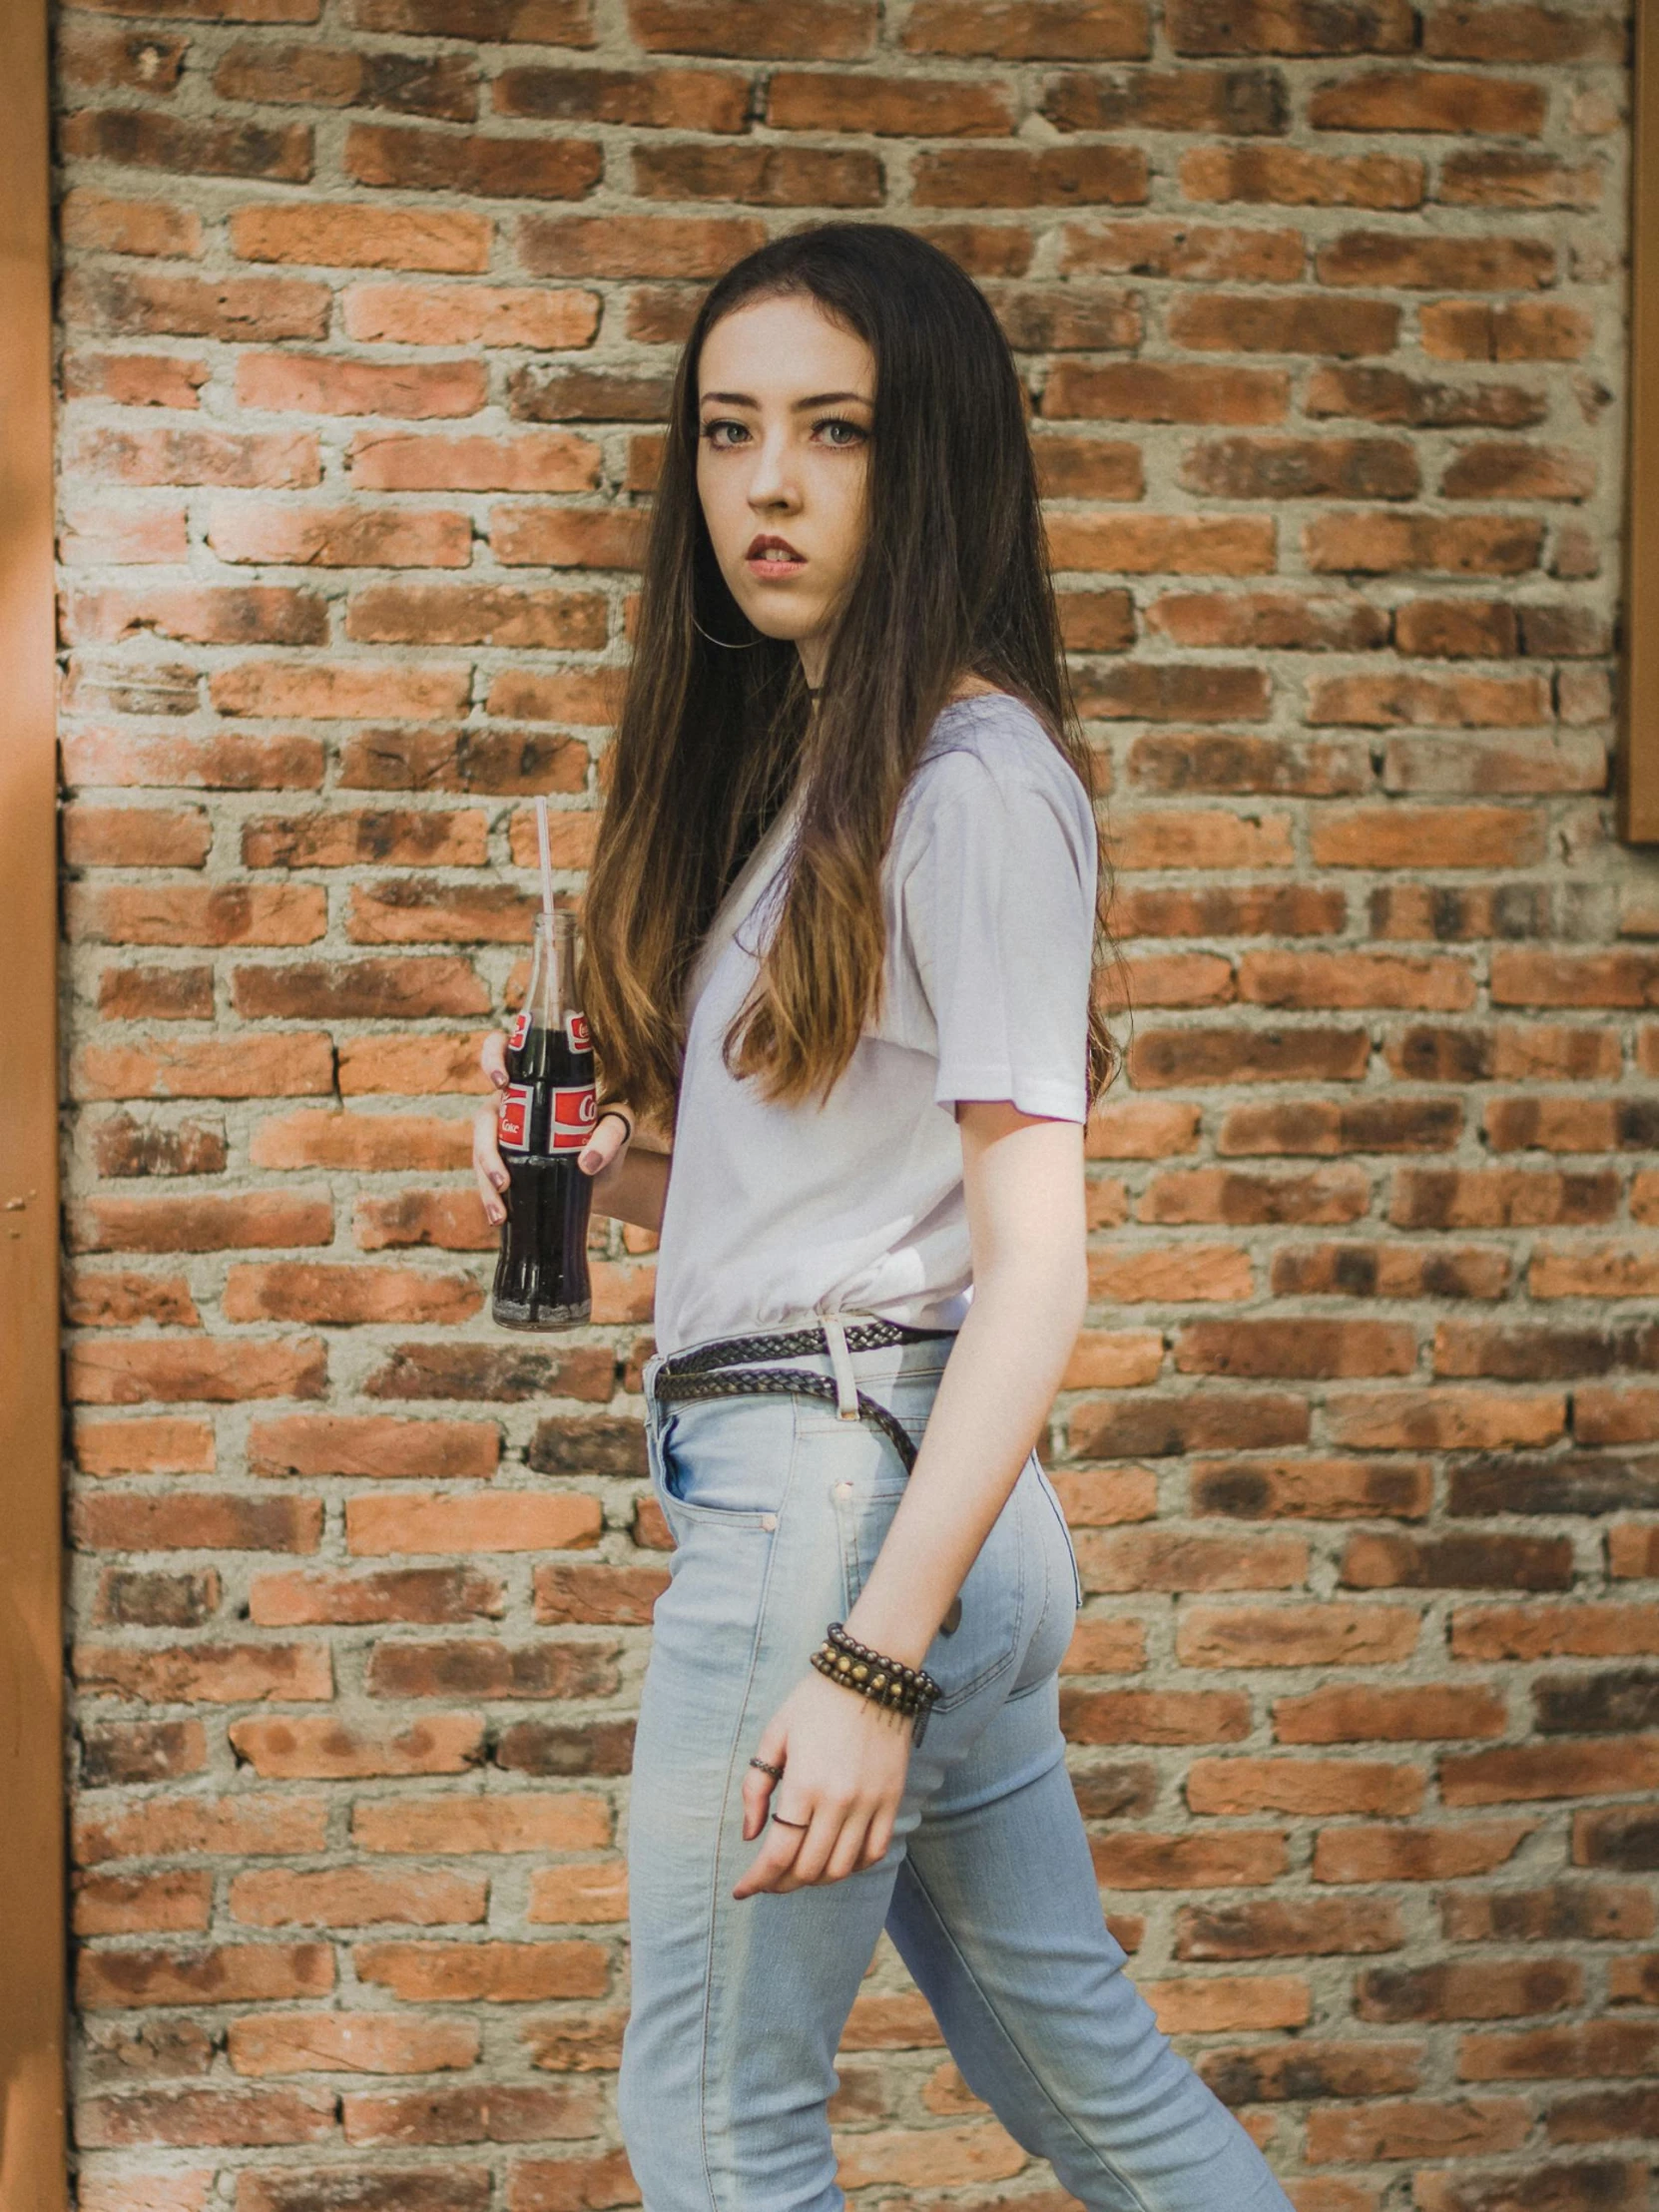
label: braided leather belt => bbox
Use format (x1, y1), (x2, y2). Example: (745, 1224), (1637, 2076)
(652, 1319), (957, 1478)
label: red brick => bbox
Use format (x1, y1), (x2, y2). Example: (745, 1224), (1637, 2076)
(1221, 1096), (1462, 1153)
(211, 501), (474, 569)
(1457, 2021), (1659, 2081)
(1093, 1831), (1289, 1889)
(341, 2079), (602, 2145)
(74, 1791), (328, 1870)
(520, 212), (768, 278)
(1272, 1243), (1510, 1300)
(902, 0), (1149, 59)
(1315, 1822), (1536, 1884)
(1059, 1686), (1249, 1744)
(350, 429), (601, 491)
(1308, 2098), (1531, 2164)
(250, 1567), (506, 1627)
(1358, 1958), (1583, 2023)
(97, 967), (217, 1022)
(78, 1942), (332, 2011)
(1310, 68), (1545, 132)
(64, 804), (214, 867)
(73, 1492), (323, 1554)
(228, 2011), (479, 2077)
(71, 1192), (332, 1255)
(1071, 1390), (1308, 1458)
(767, 68), (1011, 133)
(1530, 1245), (1659, 1299)
(1090, 1244), (1254, 1304)
(1394, 1168), (1617, 1231)
(1327, 1389), (1565, 1451)
(1126, 733), (1369, 799)
(1176, 1898), (1404, 1959)
(75, 2086), (335, 2150)
(75, 1642), (331, 1704)
(1181, 144), (1421, 207)
(71, 1033), (334, 1101)
(1609, 1526), (1659, 1580)
(68, 1340), (327, 1406)
(1188, 1757), (1423, 1816)
(355, 1939), (608, 2004)
(1047, 513), (1277, 577)
(251, 1111), (473, 1172)
(1275, 1684), (1508, 1742)
(1442, 1884), (1655, 1945)
(240, 2172), (491, 2212)
(1175, 1320), (1416, 1378)
(1144, 1975), (1310, 2033)
(1451, 1604), (1659, 1662)
(1041, 358), (1289, 424)
(1141, 1165), (1370, 1225)
(230, 1715), (486, 1779)
(1179, 1602), (1420, 1668)
(345, 1492), (603, 1556)
(352, 1796), (611, 1855)
(231, 1868), (488, 1929)
(249, 1413), (498, 1479)
(1442, 1742), (1659, 1806)
(75, 1869), (215, 1939)
(1077, 1529), (1306, 1592)
(1192, 1456), (1432, 1520)
(62, 732), (326, 794)
(1168, 293), (1398, 357)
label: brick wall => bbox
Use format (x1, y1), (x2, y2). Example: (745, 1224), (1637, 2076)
(53, 0), (1659, 2206)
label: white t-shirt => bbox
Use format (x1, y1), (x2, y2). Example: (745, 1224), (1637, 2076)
(651, 692), (1098, 1357)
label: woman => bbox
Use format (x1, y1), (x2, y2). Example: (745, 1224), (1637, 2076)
(474, 224), (1291, 2212)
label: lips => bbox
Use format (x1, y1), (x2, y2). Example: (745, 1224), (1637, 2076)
(746, 534), (806, 563)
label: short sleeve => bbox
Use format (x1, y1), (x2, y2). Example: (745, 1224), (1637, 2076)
(897, 753), (1096, 1122)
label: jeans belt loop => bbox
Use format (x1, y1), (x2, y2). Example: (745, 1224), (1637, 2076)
(820, 1311), (860, 1420)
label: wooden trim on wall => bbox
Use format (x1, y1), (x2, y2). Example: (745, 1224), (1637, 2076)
(1624, 0), (1659, 839)
(0, 0), (68, 2204)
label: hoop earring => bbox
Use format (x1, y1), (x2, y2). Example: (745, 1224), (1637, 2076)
(692, 612), (764, 651)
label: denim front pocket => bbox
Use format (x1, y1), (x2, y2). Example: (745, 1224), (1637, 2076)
(655, 1397), (793, 1535)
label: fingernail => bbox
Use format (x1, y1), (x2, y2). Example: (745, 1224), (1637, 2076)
(491, 1171), (507, 1189)
(491, 1069), (506, 1088)
(578, 1148), (600, 1172)
(487, 1208), (504, 1226)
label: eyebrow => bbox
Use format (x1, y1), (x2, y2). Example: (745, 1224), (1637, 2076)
(699, 389), (873, 409)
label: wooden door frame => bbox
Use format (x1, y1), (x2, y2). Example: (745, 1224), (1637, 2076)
(1626, 0), (1659, 839)
(0, 0), (68, 2203)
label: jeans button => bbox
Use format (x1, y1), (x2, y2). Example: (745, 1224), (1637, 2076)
(760, 1512), (778, 1531)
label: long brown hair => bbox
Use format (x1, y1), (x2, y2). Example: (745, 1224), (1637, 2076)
(580, 222), (1116, 1135)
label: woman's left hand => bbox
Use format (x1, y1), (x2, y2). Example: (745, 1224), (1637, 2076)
(733, 1669), (913, 1898)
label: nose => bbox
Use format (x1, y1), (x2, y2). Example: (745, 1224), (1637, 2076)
(745, 425), (801, 513)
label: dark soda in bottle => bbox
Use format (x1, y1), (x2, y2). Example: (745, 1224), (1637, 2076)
(491, 907), (596, 1329)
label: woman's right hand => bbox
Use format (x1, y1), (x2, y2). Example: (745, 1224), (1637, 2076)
(472, 1030), (634, 1227)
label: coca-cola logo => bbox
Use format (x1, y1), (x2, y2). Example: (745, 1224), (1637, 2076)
(549, 1085), (598, 1152)
(568, 1011), (591, 1050)
(507, 1010), (532, 1052)
(497, 1082), (532, 1153)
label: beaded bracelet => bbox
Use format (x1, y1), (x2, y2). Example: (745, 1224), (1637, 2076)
(809, 1620), (942, 1729)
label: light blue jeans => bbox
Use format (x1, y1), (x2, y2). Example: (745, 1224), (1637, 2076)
(619, 1329), (1293, 2212)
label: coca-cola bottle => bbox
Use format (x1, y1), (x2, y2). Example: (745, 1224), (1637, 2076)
(491, 907), (596, 1330)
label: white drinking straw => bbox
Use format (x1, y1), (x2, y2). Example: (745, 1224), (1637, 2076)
(534, 795), (556, 927)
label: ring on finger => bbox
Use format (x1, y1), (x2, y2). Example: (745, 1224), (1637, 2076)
(748, 1756), (785, 1781)
(770, 1812), (811, 1829)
